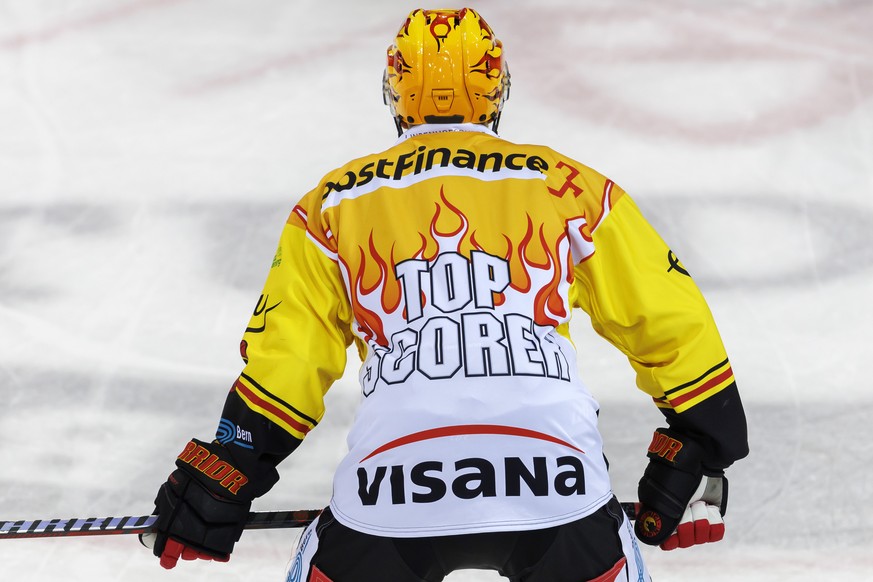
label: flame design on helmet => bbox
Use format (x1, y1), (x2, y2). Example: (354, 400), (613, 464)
(383, 8), (511, 133)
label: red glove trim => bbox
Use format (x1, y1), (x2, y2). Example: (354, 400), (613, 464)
(159, 538), (229, 569)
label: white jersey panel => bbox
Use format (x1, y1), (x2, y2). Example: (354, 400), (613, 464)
(329, 355), (613, 536)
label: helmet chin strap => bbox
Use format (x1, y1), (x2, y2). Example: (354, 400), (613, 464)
(491, 112), (502, 135)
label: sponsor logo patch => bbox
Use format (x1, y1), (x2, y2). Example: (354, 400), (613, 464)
(216, 418), (254, 449)
(638, 510), (663, 539)
(355, 425), (587, 506)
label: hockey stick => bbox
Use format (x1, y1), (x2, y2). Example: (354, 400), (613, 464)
(0, 503), (639, 539)
(0, 509), (322, 540)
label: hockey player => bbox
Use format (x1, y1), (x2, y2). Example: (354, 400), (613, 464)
(142, 8), (748, 581)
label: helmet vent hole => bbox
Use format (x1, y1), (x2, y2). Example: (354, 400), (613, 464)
(432, 89), (455, 112)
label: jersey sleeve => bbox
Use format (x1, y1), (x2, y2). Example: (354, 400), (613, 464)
(569, 187), (748, 469)
(217, 192), (355, 471)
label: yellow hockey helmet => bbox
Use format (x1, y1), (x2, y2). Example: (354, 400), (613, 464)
(383, 8), (510, 135)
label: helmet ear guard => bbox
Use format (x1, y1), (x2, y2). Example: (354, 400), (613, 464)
(383, 8), (510, 136)
(490, 61), (510, 134)
(381, 68), (404, 137)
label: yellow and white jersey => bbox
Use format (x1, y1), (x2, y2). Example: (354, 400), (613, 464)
(233, 123), (735, 536)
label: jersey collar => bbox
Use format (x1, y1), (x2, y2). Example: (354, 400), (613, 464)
(395, 123), (497, 144)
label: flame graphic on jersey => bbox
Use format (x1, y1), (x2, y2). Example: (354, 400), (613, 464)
(344, 186), (571, 348)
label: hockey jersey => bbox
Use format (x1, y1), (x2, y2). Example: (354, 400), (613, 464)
(228, 123), (738, 537)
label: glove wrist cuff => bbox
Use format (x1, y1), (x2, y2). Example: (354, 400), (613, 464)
(645, 427), (705, 473)
(175, 438), (277, 502)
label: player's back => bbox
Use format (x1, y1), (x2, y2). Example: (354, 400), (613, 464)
(308, 124), (619, 537)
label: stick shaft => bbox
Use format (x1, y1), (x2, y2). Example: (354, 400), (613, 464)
(0, 503), (638, 539)
(0, 510), (322, 539)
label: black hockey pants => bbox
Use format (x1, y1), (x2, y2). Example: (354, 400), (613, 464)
(287, 497), (646, 582)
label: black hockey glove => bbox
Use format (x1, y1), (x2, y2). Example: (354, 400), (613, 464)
(635, 427), (729, 551)
(140, 438), (278, 569)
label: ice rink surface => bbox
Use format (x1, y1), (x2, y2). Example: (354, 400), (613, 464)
(1, 0), (872, 580)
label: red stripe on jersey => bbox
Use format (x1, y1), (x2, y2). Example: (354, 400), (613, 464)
(360, 424), (585, 462)
(668, 367), (734, 409)
(233, 379), (312, 436)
